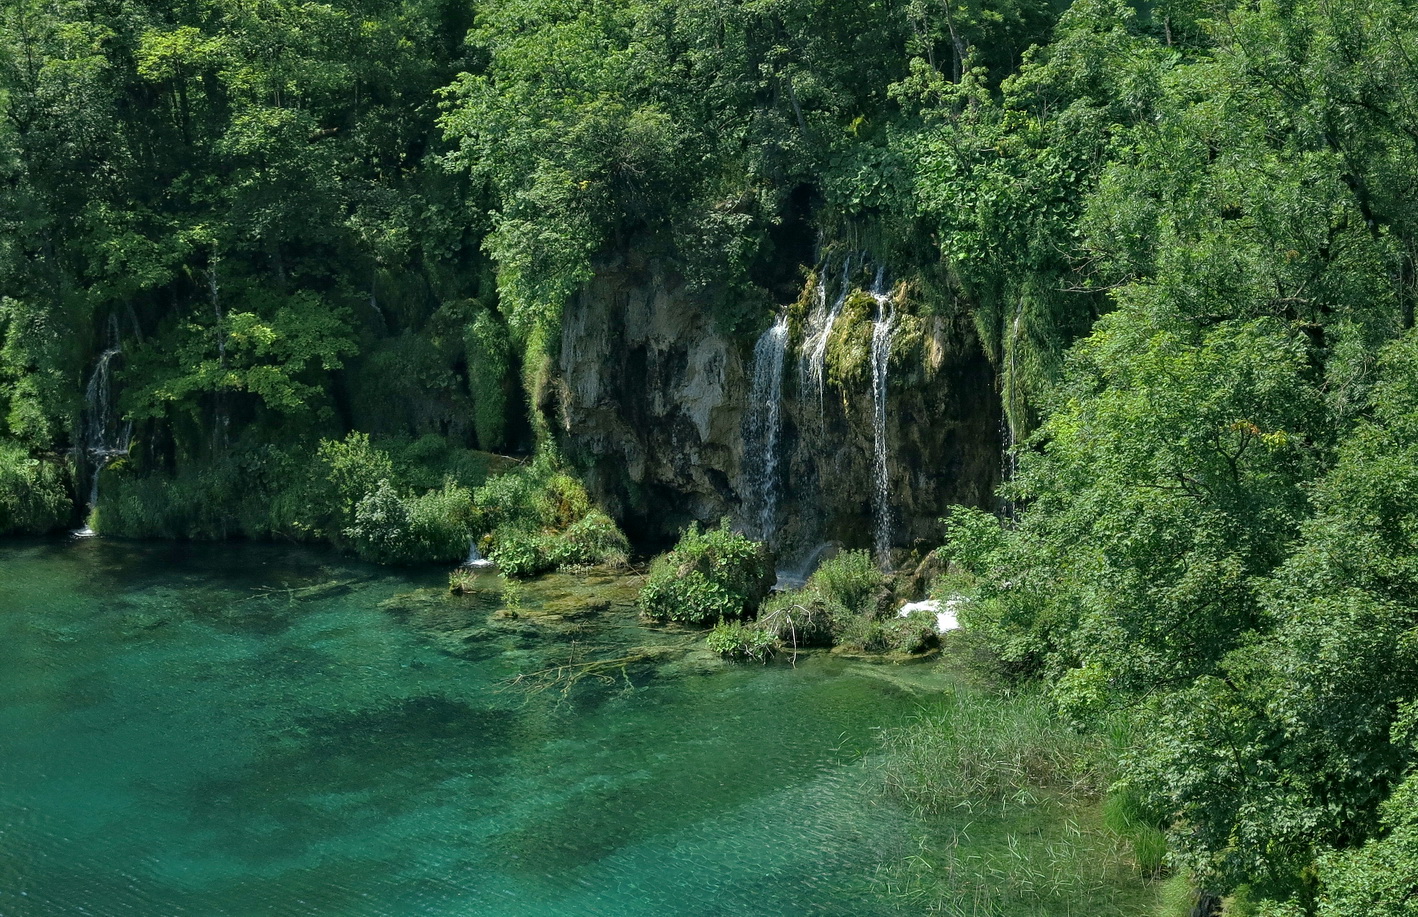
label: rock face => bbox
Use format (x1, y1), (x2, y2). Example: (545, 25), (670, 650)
(550, 252), (1001, 559)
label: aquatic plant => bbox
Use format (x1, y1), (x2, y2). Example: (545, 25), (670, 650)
(705, 619), (778, 662)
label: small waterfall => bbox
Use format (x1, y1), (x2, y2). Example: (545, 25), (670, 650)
(464, 538), (495, 569)
(744, 313), (790, 542)
(798, 254), (856, 418)
(869, 270), (896, 567)
(1001, 300), (1024, 521)
(78, 325), (132, 528)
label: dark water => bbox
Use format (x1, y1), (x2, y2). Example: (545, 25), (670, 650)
(0, 539), (953, 916)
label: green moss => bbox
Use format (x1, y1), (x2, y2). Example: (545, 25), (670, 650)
(824, 290), (877, 392)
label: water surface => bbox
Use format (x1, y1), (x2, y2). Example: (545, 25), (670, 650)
(0, 540), (945, 916)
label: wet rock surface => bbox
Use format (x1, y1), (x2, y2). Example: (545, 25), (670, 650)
(553, 253), (1002, 558)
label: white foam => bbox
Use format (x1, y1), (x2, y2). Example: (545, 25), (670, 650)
(897, 597), (962, 633)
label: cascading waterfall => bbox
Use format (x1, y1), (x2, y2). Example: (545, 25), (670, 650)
(869, 269), (896, 567)
(798, 254), (856, 419)
(743, 313), (790, 542)
(78, 321), (133, 528)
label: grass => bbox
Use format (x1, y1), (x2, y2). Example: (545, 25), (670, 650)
(878, 686), (1104, 817)
(874, 683), (1170, 916)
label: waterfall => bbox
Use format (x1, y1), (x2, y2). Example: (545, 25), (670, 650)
(1001, 299), (1024, 521)
(78, 325), (132, 527)
(744, 313), (790, 542)
(869, 270), (896, 567)
(798, 254), (855, 418)
(464, 538), (495, 569)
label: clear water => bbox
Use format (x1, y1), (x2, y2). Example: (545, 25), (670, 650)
(0, 540), (954, 917)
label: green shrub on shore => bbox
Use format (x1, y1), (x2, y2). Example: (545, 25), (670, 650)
(698, 548), (927, 656)
(706, 619), (778, 662)
(345, 480), (474, 565)
(753, 590), (840, 648)
(641, 521), (774, 624)
(810, 549), (883, 615)
(473, 450), (629, 577)
(0, 439), (71, 534)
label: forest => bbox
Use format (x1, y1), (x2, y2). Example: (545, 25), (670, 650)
(4, 0), (1418, 913)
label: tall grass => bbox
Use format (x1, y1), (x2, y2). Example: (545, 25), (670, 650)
(881, 820), (1149, 917)
(875, 687), (1170, 916)
(879, 687), (1104, 817)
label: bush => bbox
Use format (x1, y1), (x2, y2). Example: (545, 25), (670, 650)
(640, 520), (774, 624)
(345, 479), (474, 565)
(0, 439), (71, 534)
(486, 527), (555, 577)
(472, 449), (629, 577)
(754, 591), (841, 648)
(544, 510), (630, 569)
(317, 432), (395, 532)
(884, 609), (941, 654)
(98, 457), (242, 539)
(706, 619), (778, 662)
(809, 549), (883, 616)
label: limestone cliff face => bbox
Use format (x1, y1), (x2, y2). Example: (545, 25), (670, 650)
(550, 253), (1001, 558)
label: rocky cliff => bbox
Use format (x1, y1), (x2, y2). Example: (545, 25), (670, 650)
(550, 252), (1002, 562)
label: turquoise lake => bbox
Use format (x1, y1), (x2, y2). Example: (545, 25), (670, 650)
(0, 539), (958, 916)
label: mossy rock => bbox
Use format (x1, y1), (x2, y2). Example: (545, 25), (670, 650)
(824, 290), (877, 392)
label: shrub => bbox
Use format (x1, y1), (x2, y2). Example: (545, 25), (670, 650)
(640, 520), (774, 624)
(706, 619), (778, 662)
(98, 458), (242, 539)
(472, 449), (629, 577)
(345, 479), (473, 565)
(835, 614), (890, 653)
(544, 510), (630, 568)
(317, 432), (395, 532)
(486, 527), (555, 577)
(449, 567), (477, 594)
(406, 482), (477, 562)
(0, 439), (71, 534)
(754, 591), (841, 648)
(884, 609), (941, 654)
(808, 549), (883, 616)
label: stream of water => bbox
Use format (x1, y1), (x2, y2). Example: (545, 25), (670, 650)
(743, 314), (789, 543)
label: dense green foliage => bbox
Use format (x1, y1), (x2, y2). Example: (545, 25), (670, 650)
(703, 549), (939, 657)
(928, 0), (1418, 906)
(640, 520), (773, 624)
(8, 0), (1418, 908)
(0, 438), (70, 534)
(471, 449), (629, 575)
